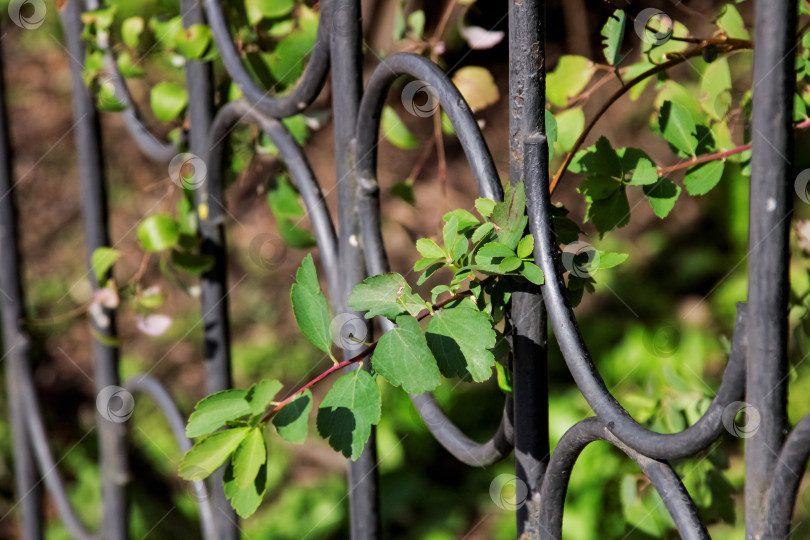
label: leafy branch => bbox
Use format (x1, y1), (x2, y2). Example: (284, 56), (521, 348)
(258, 274), (496, 425)
(550, 35), (752, 194)
(178, 182), (593, 517)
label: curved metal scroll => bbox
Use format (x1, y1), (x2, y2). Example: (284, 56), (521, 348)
(353, 54), (513, 467)
(123, 376), (217, 540)
(203, 99), (340, 294)
(1, 0), (806, 538)
(202, 0), (331, 118)
(538, 417), (710, 540)
(84, 0), (179, 163)
(523, 133), (749, 461)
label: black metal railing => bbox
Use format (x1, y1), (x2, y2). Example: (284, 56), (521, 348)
(0, 0), (805, 538)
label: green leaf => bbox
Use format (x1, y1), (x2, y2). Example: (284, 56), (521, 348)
(246, 0), (295, 23)
(150, 82), (188, 123)
(596, 252), (629, 270)
(407, 9), (425, 39)
(555, 107), (584, 152)
(601, 9), (626, 66)
(81, 7), (116, 29)
(545, 110), (558, 159)
(520, 262), (545, 285)
(186, 389), (252, 438)
(291, 254), (333, 357)
(654, 81), (704, 125)
(414, 257), (443, 272)
(175, 24), (212, 60)
(443, 209), (480, 230)
(471, 222), (495, 243)
(137, 214), (180, 252)
(91, 247), (120, 283)
(223, 461), (268, 518)
(232, 428), (266, 489)
(451, 235), (469, 262)
(316, 370), (381, 460)
(644, 21), (689, 64)
(426, 306), (496, 382)
(700, 58), (732, 120)
(498, 257), (522, 273)
(551, 206), (583, 245)
(430, 285), (452, 303)
(795, 93), (808, 122)
(643, 177), (681, 218)
(517, 235), (534, 259)
(492, 182), (528, 250)
(658, 101), (697, 157)
(171, 250), (214, 275)
(494, 361), (512, 393)
(570, 136), (623, 179)
(121, 17), (144, 48)
(391, 180), (415, 205)
(626, 155), (659, 186)
(245, 380), (283, 416)
(268, 175), (305, 219)
(716, 4), (749, 40)
(477, 242), (516, 258)
(586, 188), (630, 235)
(179, 427), (250, 480)
(443, 215), (459, 254)
(452, 66), (500, 112)
(578, 176), (621, 200)
(475, 197), (496, 218)
(272, 389), (312, 444)
(265, 31), (316, 87)
(373, 315), (439, 394)
(416, 238), (445, 259)
(381, 106), (419, 149)
(117, 54), (144, 81)
(278, 220), (317, 249)
(684, 160), (724, 196)
(624, 61), (654, 100)
(348, 273), (427, 321)
(547, 55), (595, 107)
(440, 110), (456, 136)
(617, 148), (658, 186)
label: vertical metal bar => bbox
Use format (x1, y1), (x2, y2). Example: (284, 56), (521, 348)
(508, 0), (549, 535)
(331, 1), (381, 538)
(62, 1), (128, 538)
(0, 34), (43, 540)
(180, 1), (237, 537)
(745, 0), (796, 537)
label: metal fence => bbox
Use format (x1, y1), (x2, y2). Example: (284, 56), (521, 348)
(0, 0), (805, 538)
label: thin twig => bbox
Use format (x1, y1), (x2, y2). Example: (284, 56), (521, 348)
(657, 144), (751, 176)
(656, 117), (810, 176)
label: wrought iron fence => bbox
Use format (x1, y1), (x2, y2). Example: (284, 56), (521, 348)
(0, 0), (805, 538)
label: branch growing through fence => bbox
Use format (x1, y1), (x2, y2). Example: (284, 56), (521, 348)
(550, 36), (752, 194)
(656, 117), (810, 176)
(259, 274), (496, 423)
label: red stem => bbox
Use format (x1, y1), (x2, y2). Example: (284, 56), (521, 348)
(261, 342), (378, 423)
(259, 274), (495, 423)
(657, 118), (810, 176)
(657, 143), (751, 176)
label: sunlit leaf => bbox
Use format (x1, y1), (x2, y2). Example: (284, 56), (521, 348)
(373, 315), (440, 394)
(179, 428), (250, 480)
(426, 306), (495, 382)
(452, 66), (500, 112)
(316, 370), (381, 460)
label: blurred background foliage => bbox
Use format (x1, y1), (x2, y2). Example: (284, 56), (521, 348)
(0, 0), (809, 538)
